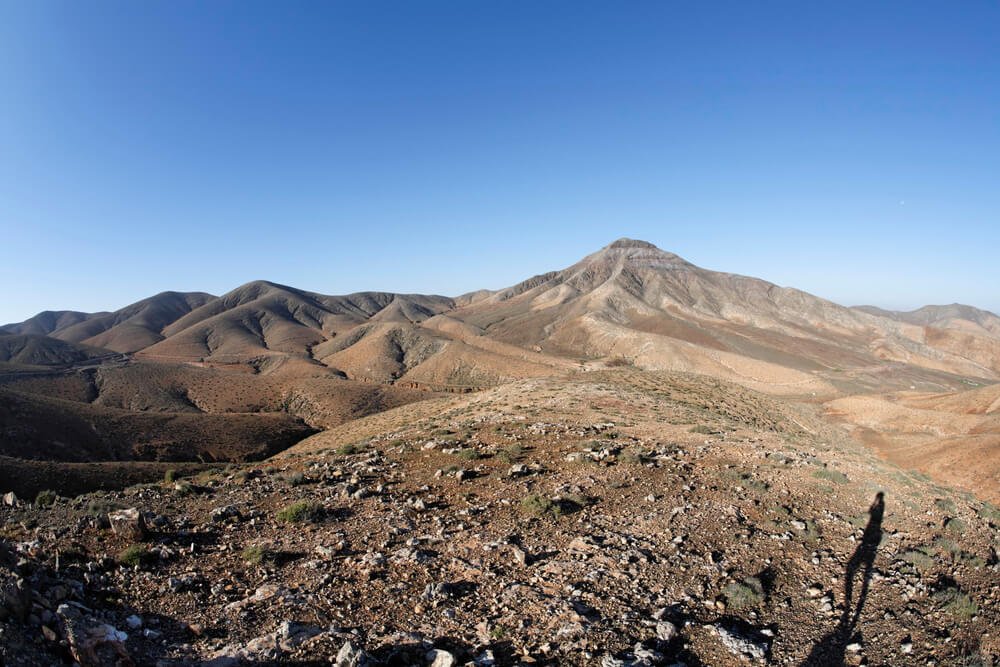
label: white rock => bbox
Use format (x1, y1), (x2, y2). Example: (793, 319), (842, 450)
(656, 620), (678, 641)
(335, 640), (367, 667)
(427, 648), (455, 667)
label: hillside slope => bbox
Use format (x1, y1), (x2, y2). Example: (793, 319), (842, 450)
(449, 239), (999, 392)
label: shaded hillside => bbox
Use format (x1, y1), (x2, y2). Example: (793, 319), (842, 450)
(0, 360), (446, 429)
(0, 334), (117, 368)
(51, 291), (217, 353)
(0, 386), (315, 463)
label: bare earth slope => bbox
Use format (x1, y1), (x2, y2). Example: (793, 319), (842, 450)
(450, 239), (1000, 390)
(3, 238), (998, 503)
(0, 334), (120, 370)
(2, 240), (1000, 665)
(140, 281), (455, 364)
(51, 291), (217, 353)
(2, 371), (997, 666)
(0, 385), (315, 463)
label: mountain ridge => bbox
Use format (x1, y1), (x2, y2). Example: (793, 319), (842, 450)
(5, 239), (999, 387)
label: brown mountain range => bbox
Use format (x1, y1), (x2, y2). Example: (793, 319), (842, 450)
(1, 238), (997, 500)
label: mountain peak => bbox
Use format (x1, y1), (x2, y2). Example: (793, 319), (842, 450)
(607, 238), (660, 250)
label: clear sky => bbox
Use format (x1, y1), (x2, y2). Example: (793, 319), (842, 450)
(1, 1), (998, 324)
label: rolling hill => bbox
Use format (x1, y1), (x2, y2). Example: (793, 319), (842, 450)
(2, 238), (997, 502)
(0, 334), (119, 369)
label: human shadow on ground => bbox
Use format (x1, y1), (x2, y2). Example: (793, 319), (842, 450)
(800, 492), (884, 667)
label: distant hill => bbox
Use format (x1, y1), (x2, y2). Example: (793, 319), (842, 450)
(445, 239), (1000, 392)
(3, 291), (216, 354)
(7, 240), (1000, 388)
(855, 303), (1000, 333)
(51, 291), (216, 353)
(0, 334), (116, 368)
(139, 281), (454, 362)
(2, 310), (97, 337)
(3, 237), (1000, 503)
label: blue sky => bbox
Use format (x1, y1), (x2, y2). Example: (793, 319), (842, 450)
(1, 1), (998, 323)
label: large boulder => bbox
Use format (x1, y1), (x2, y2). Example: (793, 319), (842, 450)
(0, 574), (29, 622)
(108, 508), (147, 540)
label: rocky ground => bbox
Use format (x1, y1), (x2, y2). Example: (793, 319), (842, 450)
(2, 371), (998, 666)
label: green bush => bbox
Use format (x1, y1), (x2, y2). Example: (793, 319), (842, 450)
(117, 544), (149, 567)
(901, 548), (935, 572)
(277, 500), (321, 523)
(618, 449), (647, 466)
(521, 494), (561, 518)
(173, 481), (194, 496)
(723, 577), (765, 609)
(455, 448), (481, 461)
(85, 499), (121, 516)
(284, 472), (306, 486)
(978, 503), (1000, 523)
(944, 517), (967, 535)
(813, 468), (849, 484)
(496, 444), (523, 465)
(163, 469), (177, 483)
(723, 470), (769, 493)
(934, 498), (957, 513)
(336, 443), (361, 456)
(34, 490), (57, 507)
(933, 587), (979, 619)
(933, 536), (960, 557)
(242, 544), (278, 565)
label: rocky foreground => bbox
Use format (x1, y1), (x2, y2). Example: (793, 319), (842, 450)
(2, 372), (998, 666)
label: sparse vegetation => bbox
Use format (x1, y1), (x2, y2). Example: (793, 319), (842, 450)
(934, 536), (961, 557)
(901, 548), (936, 571)
(944, 517), (968, 535)
(935, 498), (957, 513)
(521, 493), (560, 518)
(164, 469), (177, 483)
(173, 480), (194, 496)
(934, 587), (979, 619)
(2, 322), (997, 666)
(722, 469), (769, 493)
(34, 490), (57, 507)
(813, 468), (849, 484)
(117, 544), (149, 567)
(978, 503), (1000, 523)
(277, 500), (322, 523)
(617, 448), (647, 465)
(723, 576), (765, 609)
(85, 498), (121, 516)
(284, 471), (306, 486)
(337, 442), (362, 456)
(496, 444), (524, 464)
(242, 544), (278, 565)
